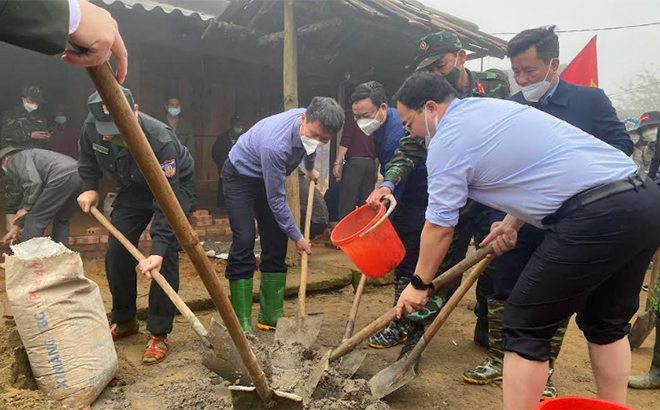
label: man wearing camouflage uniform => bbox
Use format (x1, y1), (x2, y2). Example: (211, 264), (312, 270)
(366, 31), (510, 358)
(0, 85), (51, 228)
(629, 270), (660, 389)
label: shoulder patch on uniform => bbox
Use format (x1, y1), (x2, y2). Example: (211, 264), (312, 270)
(161, 159), (176, 178)
(92, 143), (109, 155)
(476, 81), (485, 95)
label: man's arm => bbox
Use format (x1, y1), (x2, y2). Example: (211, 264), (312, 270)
(592, 89), (633, 156)
(77, 124), (104, 192)
(261, 148), (303, 242)
(381, 135), (426, 191)
(0, 0), (70, 55)
(1, 112), (32, 148)
(13, 154), (43, 212)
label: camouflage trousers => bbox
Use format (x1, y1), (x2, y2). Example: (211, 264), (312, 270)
(487, 299), (568, 371)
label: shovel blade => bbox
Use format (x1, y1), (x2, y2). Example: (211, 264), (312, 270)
(202, 318), (251, 384)
(275, 313), (324, 349)
(229, 386), (303, 410)
(629, 310), (655, 350)
(338, 350), (368, 378)
(369, 356), (417, 400)
(299, 350), (331, 401)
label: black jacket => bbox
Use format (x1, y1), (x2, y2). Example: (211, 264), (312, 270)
(78, 112), (194, 255)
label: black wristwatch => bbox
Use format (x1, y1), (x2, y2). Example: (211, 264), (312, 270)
(411, 274), (434, 291)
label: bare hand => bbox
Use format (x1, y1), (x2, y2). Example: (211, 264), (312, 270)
(480, 223), (518, 256)
(305, 169), (320, 182)
(2, 226), (21, 244)
(396, 284), (430, 319)
(333, 163), (342, 180)
(137, 255), (164, 278)
(296, 237), (312, 255)
(15, 209), (28, 220)
(77, 190), (99, 214)
(366, 186), (392, 209)
(63, 0), (128, 84)
(31, 131), (50, 140)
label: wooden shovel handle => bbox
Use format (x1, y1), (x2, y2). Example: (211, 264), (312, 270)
(330, 243), (494, 362)
(343, 274), (367, 340)
(298, 179), (315, 317)
(85, 63), (275, 407)
(90, 207), (209, 342)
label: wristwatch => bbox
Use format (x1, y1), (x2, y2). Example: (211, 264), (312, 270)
(411, 274), (434, 291)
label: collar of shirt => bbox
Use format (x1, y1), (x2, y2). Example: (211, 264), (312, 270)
(540, 76), (561, 105)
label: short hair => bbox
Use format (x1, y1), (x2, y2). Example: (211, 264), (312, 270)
(349, 81), (387, 107)
(393, 72), (457, 111)
(305, 97), (345, 135)
(166, 97), (179, 104)
(507, 26), (559, 63)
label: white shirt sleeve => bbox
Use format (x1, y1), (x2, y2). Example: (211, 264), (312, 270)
(68, 0), (82, 34)
(424, 140), (473, 227)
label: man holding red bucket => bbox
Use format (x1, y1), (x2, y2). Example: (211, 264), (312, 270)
(393, 71), (660, 409)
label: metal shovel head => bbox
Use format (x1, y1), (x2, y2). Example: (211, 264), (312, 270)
(338, 349), (368, 378)
(202, 317), (252, 385)
(299, 349), (331, 401)
(229, 386), (303, 410)
(369, 355), (417, 400)
(275, 313), (324, 349)
(629, 309), (655, 350)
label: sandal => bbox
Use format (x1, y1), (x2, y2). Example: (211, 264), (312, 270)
(110, 319), (139, 341)
(142, 335), (169, 366)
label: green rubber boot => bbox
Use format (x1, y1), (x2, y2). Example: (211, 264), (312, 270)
(229, 279), (253, 333)
(628, 314), (660, 389)
(256, 272), (287, 331)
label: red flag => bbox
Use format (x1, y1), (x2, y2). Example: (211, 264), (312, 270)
(560, 35), (598, 87)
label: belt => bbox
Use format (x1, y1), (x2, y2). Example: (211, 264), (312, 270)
(346, 156), (375, 160)
(543, 168), (648, 225)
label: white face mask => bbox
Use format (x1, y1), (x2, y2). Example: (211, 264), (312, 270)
(233, 127), (243, 134)
(424, 105), (439, 148)
(54, 115), (67, 125)
(23, 99), (39, 113)
(520, 61), (556, 103)
(356, 108), (384, 136)
(641, 127), (658, 142)
(1, 165), (6, 173)
(629, 132), (640, 144)
(300, 135), (320, 155)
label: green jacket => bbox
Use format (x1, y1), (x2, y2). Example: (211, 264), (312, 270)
(383, 69), (510, 188)
(0, 0), (69, 55)
(163, 116), (196, 159)
(1, 105), (51, 150)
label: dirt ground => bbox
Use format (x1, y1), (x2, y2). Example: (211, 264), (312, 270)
(2, 266), (659, 410)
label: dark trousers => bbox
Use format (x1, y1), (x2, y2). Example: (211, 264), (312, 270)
(106, 205), (180, 335)
(22, 173), (82, 245)
(216, 168), (225, 209)
(338, 157), (376, 220)
(222, 160), (287, 280)
(390, 202), (426, 280)
(503, 181), (660, 361)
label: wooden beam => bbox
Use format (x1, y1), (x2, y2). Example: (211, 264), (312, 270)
(201, 20), (260, 40)
(283, 0), (301, 267)
(258, 18), (344, 46)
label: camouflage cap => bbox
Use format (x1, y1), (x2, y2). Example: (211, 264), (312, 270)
(640, 111), (660, 129)
(88, 86), (135, 136)
(413, 30), (463, 72)
(22, 85), (46, 103)
(0, 146), (23, 161)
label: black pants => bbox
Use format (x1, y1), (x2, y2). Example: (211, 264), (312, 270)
(216, 168), (225, 209)
(390, 202), (426, 280)
(222, 160), (287, 280)
(338, 157), (376, 220)
(22, 173), (82, 245)
(106, 205), (180, 335)
(503, 180), (660, 361)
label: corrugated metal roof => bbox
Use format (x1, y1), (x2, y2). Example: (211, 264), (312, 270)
(97, 0), (214, 21)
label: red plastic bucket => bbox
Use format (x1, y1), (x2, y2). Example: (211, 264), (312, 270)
(535, 397), (635, 410)
(331, 200), (405, 278)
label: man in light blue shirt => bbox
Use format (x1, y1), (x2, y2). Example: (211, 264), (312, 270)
(393, 72), (660, 409)
(222, 97), (344, 332)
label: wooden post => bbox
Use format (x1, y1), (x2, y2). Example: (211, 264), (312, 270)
(283, 0), (301, 266)
(330, 81), (346, 187)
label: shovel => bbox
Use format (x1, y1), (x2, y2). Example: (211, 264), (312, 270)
(338, 273), (368, 376)
(84, 61), (300, 409)
(369, 257), (493, 399)
(629, 248), (660, 349)
(329, 243), (494, 363)
(275, 180), (323, 349)
(90, 207), (255, 384)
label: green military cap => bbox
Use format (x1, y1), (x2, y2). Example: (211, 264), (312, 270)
(413, 30), (463, 71)
(0, 146), (23, 161)
(88, 86), (135, 136)
(22, 85), (46, 103)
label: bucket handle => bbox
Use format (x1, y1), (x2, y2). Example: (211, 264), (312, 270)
(359, 194), (397, 238)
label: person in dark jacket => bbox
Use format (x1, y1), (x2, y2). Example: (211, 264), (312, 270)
(212, 116), (245, 208)
(0, 147), (82, 245)
(298, 171), (329, 238)
(76, 87), (194, 366)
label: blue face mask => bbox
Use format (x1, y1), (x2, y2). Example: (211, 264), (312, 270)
(167, 107), (181, 117)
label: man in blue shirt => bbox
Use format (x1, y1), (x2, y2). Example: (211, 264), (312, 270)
(463, 26), (633, 399)
(394, 72), (660, 410)
(347, 82), (430, 362)
(222, 97), (344, 332)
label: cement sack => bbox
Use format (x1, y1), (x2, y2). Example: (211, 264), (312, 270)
(5, 238), (117, 409)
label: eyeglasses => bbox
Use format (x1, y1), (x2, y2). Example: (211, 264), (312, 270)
(402, 109), (421, 133)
